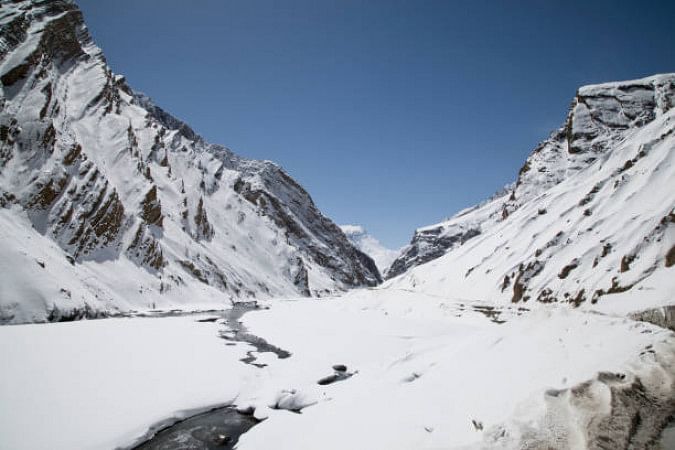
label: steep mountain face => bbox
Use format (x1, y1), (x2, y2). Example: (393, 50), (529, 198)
(340, 225), (399, 274)
(387, 73), (675, 306)
(0, 0), (379, 324)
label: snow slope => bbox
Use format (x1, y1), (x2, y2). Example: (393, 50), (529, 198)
(387, 74), (675, 312)
(0, 0), (379, 323)
(340, 224), (400, 274)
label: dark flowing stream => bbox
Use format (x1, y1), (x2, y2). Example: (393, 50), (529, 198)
(217, 304), (291, 367)
(133, 407), (259, 450)
(131, 304), (291, 450)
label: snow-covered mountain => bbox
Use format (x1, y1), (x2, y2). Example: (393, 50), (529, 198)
(1, 3), (674, 448)
(0, 0), (380, 324)
(340, 224), (399, 274)
(387, 73), (675, 308)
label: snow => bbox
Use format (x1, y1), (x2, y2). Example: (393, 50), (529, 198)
(340, 224), (401, 273)
(1, 3), (674, 448)
(586, 268), (675, 317)
(237, 292), (675, 449)
(1, 290), (673, 450)
(385, 89), (675, 308)
(0, 314), (252, 450)
(339, 224), (366, 235)
(0, 0), (379, 324)
(0, 206), (239, 323)
(577, 73), (674, 96)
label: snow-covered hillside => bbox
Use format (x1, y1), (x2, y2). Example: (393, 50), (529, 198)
(340, 224), (400, 274)
(387, 74), (675, 310)
(0, 0), (380, 323)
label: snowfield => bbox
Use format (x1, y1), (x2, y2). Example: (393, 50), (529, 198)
(1, 290), (673, 450)
(0, 315), (252, 449)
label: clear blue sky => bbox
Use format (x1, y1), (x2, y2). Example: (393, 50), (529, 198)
(77, 0), (675, 248)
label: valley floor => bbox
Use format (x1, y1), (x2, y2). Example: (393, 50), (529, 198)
(1, 290), (674, 450)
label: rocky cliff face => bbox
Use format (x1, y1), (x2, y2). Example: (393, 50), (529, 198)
(387, 73), (675, 306)
(0, 0), (379, 323)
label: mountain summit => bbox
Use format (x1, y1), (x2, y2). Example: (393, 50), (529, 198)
(340, 224), (400, 274)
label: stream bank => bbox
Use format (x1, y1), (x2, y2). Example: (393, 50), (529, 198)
(131, 304), (290, 449)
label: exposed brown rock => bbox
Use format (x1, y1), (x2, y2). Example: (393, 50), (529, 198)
(512, 260), (544, 303)
(620, 254), (635, 272)
(29, 176), (68, 209)
(558, 260), (579, 279)
(178, 260), (208, 284)
(666, 245), (675, 268)
(126, 224), (165, 271)
(141, 185), (163, 227)
(193, 196), (214, 241)
(63, 144), (82, 166)
(39, 82), (52, 119)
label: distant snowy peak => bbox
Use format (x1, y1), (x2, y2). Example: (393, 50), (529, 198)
(0, 0), (380, 323)
(340, 225), (400, 274)
(387, 73), (675, 309)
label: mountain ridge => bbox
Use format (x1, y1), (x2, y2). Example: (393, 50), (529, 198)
(386, 72), (675, 310)
(340, 224), (400, 274)
(0, 0), (380, 324)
